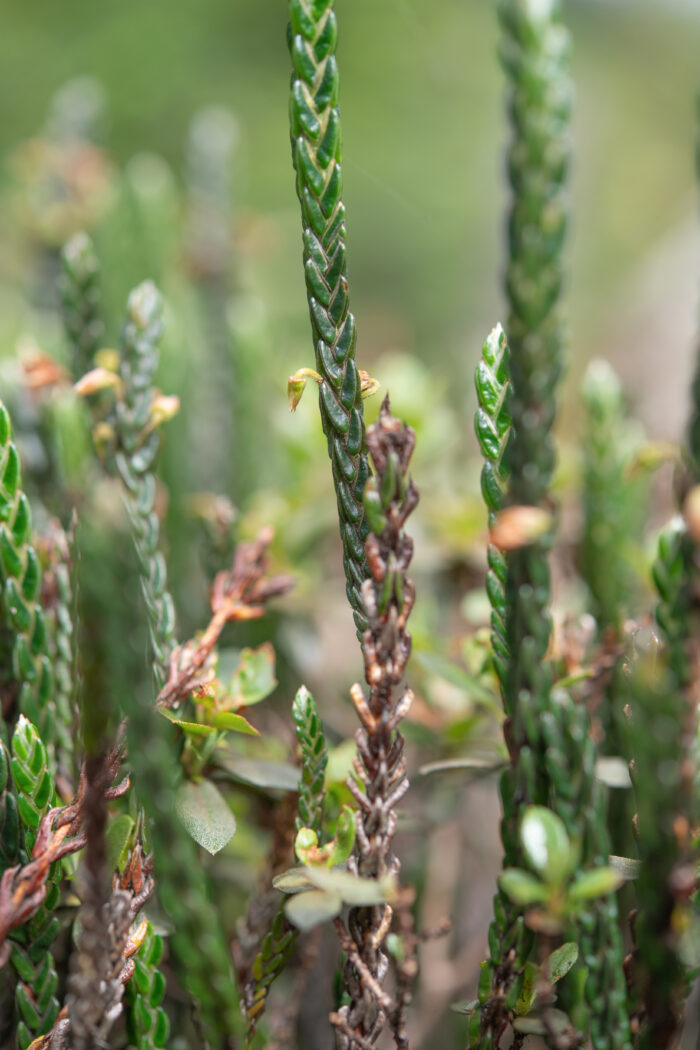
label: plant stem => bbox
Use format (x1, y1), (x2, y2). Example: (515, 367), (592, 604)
(287, 0), (371, 635)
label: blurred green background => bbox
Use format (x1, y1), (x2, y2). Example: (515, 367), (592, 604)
(2, 0), (699, 417)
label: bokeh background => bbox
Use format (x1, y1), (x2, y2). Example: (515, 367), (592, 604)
(1, 0), (700, 1046)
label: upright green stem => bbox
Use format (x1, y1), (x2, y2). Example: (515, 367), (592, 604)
(112, 282), (241, 1048)
(0, 405), (58, 752)
(287, 0), (370, 635)
(242, 687), (328, 1043)
(59, 232), (103, 381)
(470, 3), (572, 1044)
(114, 282), (177, 687)
(542, 695), (631, 1049)
(474, 324), (511, 692)
(9, 717), (60, 1049)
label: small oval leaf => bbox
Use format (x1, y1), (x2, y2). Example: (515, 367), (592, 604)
(499, 868), (549, 907)
(520, 806), (574, 884)
(569, 867), (623, 903)
(284, 889), (342, 931)
(303, 867), (397, 905)
(176, 779), (236, 855)
(546, 941), (579, 983)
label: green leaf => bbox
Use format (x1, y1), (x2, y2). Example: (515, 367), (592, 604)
(106, 814), (136, 872)
(212, 711), (259, 735)
(450, 999), (480, 1016)
(327, 805), (355, 865)
(295, 827), (319, 864)
(568, 867), (623, 903)
(418, 757), (507, 777)
(175, 779), (236, 855)
(216, 753), (300, 792)
(546, 942), (578, 983)
(227, 643), (277, 707)
(414, 650), (499, 710)
(303, 867), (396, 905)
(159, 708), (216, 736)
(514, 1008), (572, 1036)
(520, 806), (575, 885)
(273, 867), (316, 894)
(608, 855), (641, 880)
(594, 756), (632, 789)
(325, 739), (357, 786)
(514, 961), (538, 1016)
(499, 868), (549, 907)
(284, 889), (342, 931)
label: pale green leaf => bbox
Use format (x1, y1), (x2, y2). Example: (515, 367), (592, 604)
(609, 855), (641, 880)
(160, 708), (216, 736)
(216, 752), (300, 792)
(212, 711), (259, 735)
(228, 643), (277, 707)
(499, 868), (549, 907)
(327, 806), (355, 866)
(106, 814), (135, 872)
(284, 889), (342, 931)
(595, 756), (632, 788)
(569, 867), (623, 902)
(303, 867), (397, 905)
(176, 779), (236, 855)
(520, 806), (575, 884)
(547, 942), (578, 983)
(514, 962), (538, 1016)
(273, 867), (315, 894)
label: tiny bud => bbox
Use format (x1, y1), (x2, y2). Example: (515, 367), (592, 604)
(74, 367), (121, 397)
(287, 367), (323, 411)
(149, 393), (180, 427)
(359, 370), (380, 399)
(95, 348), (121, 372)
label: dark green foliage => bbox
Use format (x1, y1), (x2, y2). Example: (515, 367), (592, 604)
(288, 0), (371, 635)
(9, 717), (60, 1049)
(543, 694), (631, 1049)
(59, 232), (103, 380)
(624, 651), (696, 1050)
(474, 324), (511, 691)
(0, 740), (20, 872)
(471, 2), (572, 1043)
(0, 405), (57, 748)
(243, 686), (329, 1040)
(580, 360), (644, 632)
(114, 281), (176, 686)
(292, 684), (328, 833)
(125, 924), (170, 1050)
(111, 282), (241, 1046)
(122, 675), (241, 1048)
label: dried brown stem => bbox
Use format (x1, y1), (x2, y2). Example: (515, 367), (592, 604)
(0, 736), (128, 957)
(157, 526), (294, 709)
(335, 397), (419, 1049)
(29, 841), (154, 1050)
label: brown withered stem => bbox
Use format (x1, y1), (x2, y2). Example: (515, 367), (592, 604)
(67, 750), (112, 1050)
(30, 842), (155, 1050)
(157, 526), (294, 709)
(0, 736), (128, 961)
(334, 397), (418, 1050)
